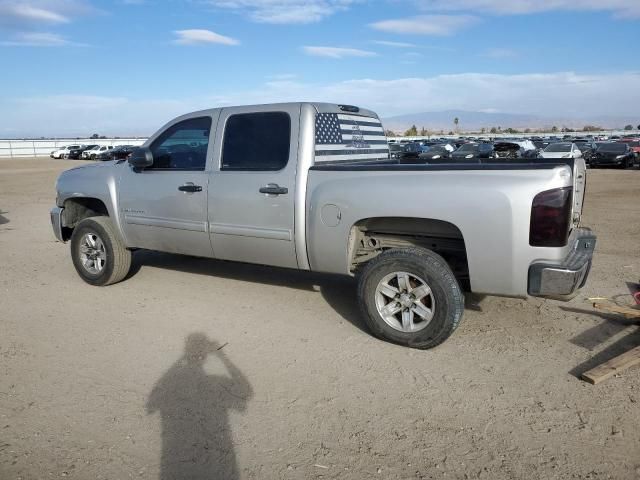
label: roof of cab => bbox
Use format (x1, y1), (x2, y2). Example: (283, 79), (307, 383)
(177, 102), (380, 121)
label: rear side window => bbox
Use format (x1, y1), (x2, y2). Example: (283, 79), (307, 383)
(222, 112), (291, 171)
(150, 116), (212, 170)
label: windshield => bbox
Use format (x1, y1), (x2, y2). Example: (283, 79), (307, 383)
(544, 143), (572, 153)
(456, 144), (478, 153)
(596, 143), (626, 153)
(389, 144), (404, 152)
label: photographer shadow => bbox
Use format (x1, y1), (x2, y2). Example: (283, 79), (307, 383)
(147, 333), (253, 480)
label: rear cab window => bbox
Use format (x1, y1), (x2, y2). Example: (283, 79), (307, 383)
(314, 111), (389, 163)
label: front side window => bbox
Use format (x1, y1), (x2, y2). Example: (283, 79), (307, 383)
(150, 116), (212, 170)
(222, 112), (291, 171)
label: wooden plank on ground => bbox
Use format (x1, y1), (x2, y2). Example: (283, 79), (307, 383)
(582, 345), (640, 384)
(593, 303), (640, 319)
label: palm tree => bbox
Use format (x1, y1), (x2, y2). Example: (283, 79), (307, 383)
(453, 117), (459, 132)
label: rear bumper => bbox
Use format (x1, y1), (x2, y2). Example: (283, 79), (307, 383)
(50, 206), (65, 243)
(528, 228), (596, 298)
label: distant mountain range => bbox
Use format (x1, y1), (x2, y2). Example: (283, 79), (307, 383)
(382, 110), (639, 133)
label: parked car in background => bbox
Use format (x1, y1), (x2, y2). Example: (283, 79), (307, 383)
(418, 144), (453, 163)
(450, 142), (493, 162)
(539, 143), (582, 159)
(620, 138), (640, 159)
(389, 143), (405, 160)
(95, 145), (136, 161)
(574, 142), (597, 165)
(50, 145), (84, 159)
(64, 145), (98, 160)
(590, 142), (636, 168)
(401, 142), (422, 160)
(492, 140), (538, 160)
(83, 145), (114, 160)
(389, 142), (420, 161)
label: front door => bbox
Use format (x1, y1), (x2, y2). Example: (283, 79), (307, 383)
(208, 105), (299, 268)
(118, 115), (216, 258)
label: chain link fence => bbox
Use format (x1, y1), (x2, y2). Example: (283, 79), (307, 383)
(0, 138), (147, 158)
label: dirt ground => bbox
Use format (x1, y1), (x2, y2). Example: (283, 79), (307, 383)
(1, 158), (639, 480)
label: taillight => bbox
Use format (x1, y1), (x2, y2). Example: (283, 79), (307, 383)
(529, 187), (572, 247)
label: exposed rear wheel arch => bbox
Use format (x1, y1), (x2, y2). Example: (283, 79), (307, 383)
(348, 217), (469, 287)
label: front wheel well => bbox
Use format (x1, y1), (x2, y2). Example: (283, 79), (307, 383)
(348, 217), (469, 287)
(61, 197), (109, 240)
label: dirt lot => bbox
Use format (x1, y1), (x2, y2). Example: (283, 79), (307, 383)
(1, 158), (639, 479)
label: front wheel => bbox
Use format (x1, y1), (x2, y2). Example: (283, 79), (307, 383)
(357, 248), (464, 349)
(70, 217), (132, 286)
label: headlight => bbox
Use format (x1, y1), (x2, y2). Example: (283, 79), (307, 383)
(465, 154), (474, 159)
(432, 155), (441, 159)
(615, 155), (625, 159)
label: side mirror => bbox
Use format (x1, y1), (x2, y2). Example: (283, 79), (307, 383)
(128, 147), (153, 168)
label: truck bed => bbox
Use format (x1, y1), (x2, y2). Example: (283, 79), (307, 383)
(311, 159), (573, 171)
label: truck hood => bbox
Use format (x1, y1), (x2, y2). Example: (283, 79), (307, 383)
(60, 160), (118, 175)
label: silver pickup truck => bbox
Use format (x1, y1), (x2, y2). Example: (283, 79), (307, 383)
(51, 102), (596, 349)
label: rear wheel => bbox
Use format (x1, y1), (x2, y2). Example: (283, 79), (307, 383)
(357, 248), (464, 349)
(70, 217), (131, 286)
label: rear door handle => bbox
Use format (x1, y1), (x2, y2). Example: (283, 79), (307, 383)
(259, 184), (288, 195)
(178, 183), (202, 193)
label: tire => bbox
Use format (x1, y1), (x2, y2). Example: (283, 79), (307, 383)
(357, 247), (464, 349)
(70, 216), (131, 286)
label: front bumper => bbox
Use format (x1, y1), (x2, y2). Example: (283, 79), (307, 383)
(528, 228), (596, 298)
(50, 206), (65, 243)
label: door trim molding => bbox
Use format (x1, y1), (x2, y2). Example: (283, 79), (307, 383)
(210, 222), (292, 241)
(124, 214), (208, 232)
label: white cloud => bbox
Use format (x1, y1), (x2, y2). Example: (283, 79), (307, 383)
(414, 0), (640, 18)
(204, 0), (359, 24)
(198, 71), (640, 119)
(302, 46), (377, 58)
(370, 15), (478, 35)
(373, 40), (417, 48)
(1, 4), (68, 23)
(0, 31), (84, 46)
(3, 71), (639, 136)
(173, 29), (239, 46)
(0, 1), (93, 28)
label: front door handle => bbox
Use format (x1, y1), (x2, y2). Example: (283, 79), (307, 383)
(259, 184), (288, 195)
(178, 183), (202, 193)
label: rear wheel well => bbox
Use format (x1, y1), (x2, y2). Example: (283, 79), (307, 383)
(348, 217), (469, 287)
(61, 198), (109, 241)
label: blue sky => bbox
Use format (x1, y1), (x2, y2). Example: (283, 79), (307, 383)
(0, 0), (639, 136)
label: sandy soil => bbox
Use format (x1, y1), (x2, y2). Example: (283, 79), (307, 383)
(1, 158), (639, 480)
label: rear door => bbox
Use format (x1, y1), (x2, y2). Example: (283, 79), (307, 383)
(208, 105), (300, 269)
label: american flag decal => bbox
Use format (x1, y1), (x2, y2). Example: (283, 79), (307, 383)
(314, 113), (389, 162)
